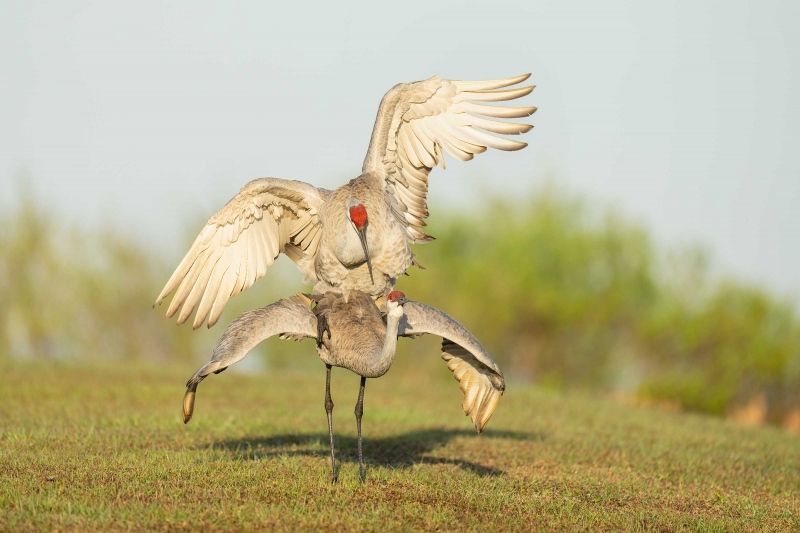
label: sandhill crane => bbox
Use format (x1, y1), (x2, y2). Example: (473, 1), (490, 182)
(155, 74), (536, 329)
(182, 291), (504, 482)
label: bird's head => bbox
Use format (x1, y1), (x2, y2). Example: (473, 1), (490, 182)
(387, 291), (408, 305)
(346, 197), (374, 284)
(386, 291), (408, 318)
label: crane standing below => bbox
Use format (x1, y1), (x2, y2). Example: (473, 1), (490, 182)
(181, 290), (504, 483)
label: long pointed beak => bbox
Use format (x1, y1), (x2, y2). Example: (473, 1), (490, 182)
(355, 225), (374, 284)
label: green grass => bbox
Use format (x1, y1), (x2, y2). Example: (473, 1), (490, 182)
(1, 359), (798, 532)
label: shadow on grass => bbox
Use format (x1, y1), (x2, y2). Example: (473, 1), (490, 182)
(211, 428), (544, 477)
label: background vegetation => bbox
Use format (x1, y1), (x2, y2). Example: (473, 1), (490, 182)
(2, 186), (798, 428)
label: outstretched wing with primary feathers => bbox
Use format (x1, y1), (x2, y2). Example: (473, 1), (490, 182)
(363, 74), (536, 243)
(155, 178), (330, 329)
(399, 301), (505, 432)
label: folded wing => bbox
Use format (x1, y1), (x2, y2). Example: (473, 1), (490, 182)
(155, 178), (330, 329)
(398, 301), (505, 432)
(363, 74), (536, 243)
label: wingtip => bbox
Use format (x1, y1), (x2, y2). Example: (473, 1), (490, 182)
(295, 293), (315, 307)
(154, 288), (170, 307)
(452, 73), (533, 92)
(182, 390), (196, 424)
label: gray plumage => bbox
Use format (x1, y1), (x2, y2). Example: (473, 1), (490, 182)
(182, 295), (316, 422)
(312, 290), (401, 379)
(182, 291), (504, 433)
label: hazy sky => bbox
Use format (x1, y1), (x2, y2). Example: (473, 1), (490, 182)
(1, 1), (798, 299)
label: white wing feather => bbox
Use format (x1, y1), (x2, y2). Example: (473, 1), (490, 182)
(363, 74), (536, 243)
(155, 178), (329, 329)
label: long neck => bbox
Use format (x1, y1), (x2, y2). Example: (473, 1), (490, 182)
(366, 311), (402, 378)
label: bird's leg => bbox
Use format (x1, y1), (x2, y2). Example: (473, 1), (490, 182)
(354, 376), (367, 483)
(316, 312), (331, 348)
(325, 364), (337, 483)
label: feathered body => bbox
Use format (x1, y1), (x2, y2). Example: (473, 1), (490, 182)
(313, 290), (402, 378)
(155, 74), (535, 329)
(183, 291), (503, 432)
(313, 175), (412, 300)
(181, 289), (504, 482)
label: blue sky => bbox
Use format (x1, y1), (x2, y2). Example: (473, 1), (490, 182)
(1, 0), (798, 298)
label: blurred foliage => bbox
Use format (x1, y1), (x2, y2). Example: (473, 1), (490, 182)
(0, 190), (307, 369)
(396, 188), (800, 425)
(0, 190), (190, 362)
(1, 186), (798, 425)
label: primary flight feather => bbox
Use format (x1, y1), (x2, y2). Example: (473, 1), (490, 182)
(155, 74), (536, 328)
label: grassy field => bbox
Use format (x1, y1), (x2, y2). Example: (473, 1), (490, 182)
(1, 358), (798, 532)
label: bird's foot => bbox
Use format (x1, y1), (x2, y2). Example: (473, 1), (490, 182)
(316, 313), (331, 347)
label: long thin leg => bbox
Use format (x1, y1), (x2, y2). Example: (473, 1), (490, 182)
(354, 376), (367, 483)
(325, 364), (337, 483)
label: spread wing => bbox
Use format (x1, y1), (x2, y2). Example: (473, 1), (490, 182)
(398, 301), (505, 432)
(155, 178), (330, 329)
(362, 74), (536, 243)
(182, 294), (316, 423)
